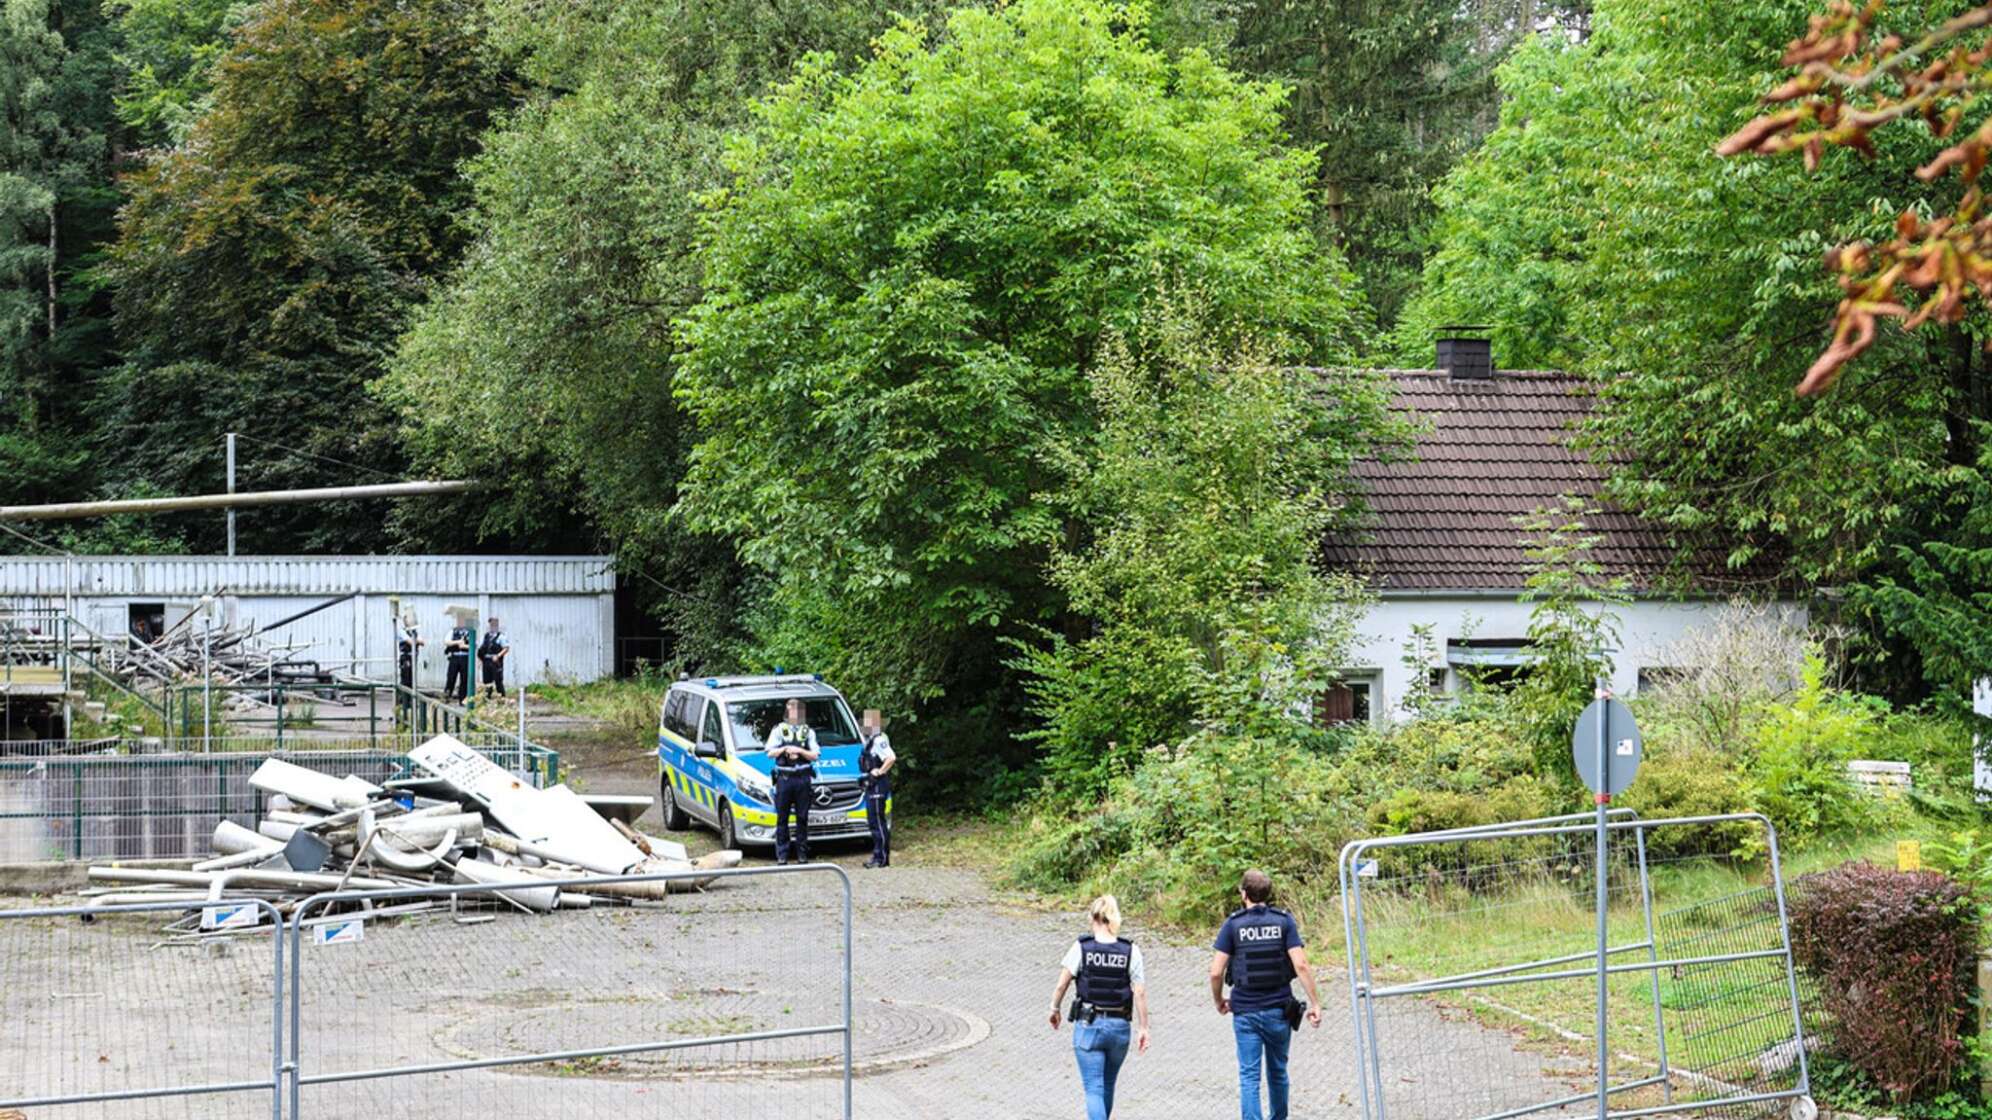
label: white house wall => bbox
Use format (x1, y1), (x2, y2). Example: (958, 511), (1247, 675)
(1350, 594), (1810, 721)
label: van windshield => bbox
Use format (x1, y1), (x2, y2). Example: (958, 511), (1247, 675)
(727, 697), (860, 751)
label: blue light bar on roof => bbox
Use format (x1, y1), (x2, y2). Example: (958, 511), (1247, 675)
(705, 678), (718, 688)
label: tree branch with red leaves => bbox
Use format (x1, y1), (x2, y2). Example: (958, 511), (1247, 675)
(1720, 0), (1992, 395)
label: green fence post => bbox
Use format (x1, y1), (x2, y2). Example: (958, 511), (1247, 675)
(275, 688), (284, 751)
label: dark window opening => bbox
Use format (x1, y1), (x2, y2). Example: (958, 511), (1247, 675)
(1316, 680), (1373, 726)
(128, 603), (165, 644)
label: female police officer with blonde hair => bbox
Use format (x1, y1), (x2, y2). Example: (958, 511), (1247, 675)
(1047, 895), (1150, 1119)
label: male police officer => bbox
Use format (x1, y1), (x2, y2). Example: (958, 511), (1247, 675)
(1210, 869), (1323, 1120)
(764, 697), (820, 865)
(395, 614), (422, 692)
(858, 709), (896, 869)
(478, 618), (511, 698)
(442, 615), (474, 702)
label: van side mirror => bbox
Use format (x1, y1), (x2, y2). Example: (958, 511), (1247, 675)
(694, 741), (722, 760)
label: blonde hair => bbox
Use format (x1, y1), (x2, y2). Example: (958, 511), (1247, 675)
(1087, 895), (1122, 937)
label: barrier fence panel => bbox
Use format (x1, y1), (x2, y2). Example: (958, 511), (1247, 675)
(1340, 812), (1812, 1120)
(287, 865), (854, 1120)
(0, 897), (285, 1119)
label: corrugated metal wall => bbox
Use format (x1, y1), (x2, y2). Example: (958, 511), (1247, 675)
(0, 555), (613, 596)
(0, 556), (615, 685)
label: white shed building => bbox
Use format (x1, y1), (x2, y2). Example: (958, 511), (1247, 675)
(0, 555), (615, 687)
(1323, 351), (1808, 723)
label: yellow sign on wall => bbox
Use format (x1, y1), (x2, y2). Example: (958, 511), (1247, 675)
(1897, 839), (1922, 873)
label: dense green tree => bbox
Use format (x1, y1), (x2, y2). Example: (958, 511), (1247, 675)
(385, 0), (948, 666)
(104, 0), (513, 553)
(1013, 289), (1389, 796)
(674, 0), (1387, 793)
(108, 0), (246, 147)
(0, 0), (119, 507)
(1394, 0), (1986, 702)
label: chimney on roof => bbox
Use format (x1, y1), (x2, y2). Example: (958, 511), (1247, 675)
(1436, 326), (1493, 380)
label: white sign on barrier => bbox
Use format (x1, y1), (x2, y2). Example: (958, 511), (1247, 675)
(201, 903), (261, 931)
(311, 918), (365, 946)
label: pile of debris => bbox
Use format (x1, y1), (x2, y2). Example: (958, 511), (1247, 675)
(84, 735), (739, 932)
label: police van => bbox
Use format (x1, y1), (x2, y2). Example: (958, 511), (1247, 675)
(656, 674), (879, 850)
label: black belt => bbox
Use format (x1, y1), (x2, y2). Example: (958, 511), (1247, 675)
(1071, 1000), (1131, 1022)
(775, 769), (815, 781)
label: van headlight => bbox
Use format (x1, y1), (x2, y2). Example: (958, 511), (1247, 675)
(737, 773), (772, 804)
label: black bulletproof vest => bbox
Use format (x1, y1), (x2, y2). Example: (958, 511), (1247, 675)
(1075, 935), (1134, 1010)
(860, 735), (885, 781)
(771, 722), (815, 779)
(1226, 906), (1296, 992)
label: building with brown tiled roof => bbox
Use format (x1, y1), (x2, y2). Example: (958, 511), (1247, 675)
(1322, 336), (1808, 723)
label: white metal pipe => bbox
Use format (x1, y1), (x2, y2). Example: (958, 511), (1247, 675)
(0, 480), (479, 521)
(450, 858), (559, 912)
(88, 866), (401, 891)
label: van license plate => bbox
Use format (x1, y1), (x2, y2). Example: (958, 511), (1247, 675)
(808, 811), (844, 827)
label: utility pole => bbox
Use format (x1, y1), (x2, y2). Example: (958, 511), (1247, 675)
(225, 433), (237, 556)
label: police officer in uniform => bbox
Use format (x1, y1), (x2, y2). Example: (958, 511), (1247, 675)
(395, 615), (422, 692)
(763, 697), (820, 865)
(442, 615), (474, 702)
(478, 617), (511, 698)
(1048, 895), (1149, 1120)
(1210, 869), (1323, 1120)
(858, 709), (896, 869)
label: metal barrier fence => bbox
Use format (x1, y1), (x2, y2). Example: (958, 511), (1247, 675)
(0, 744), (559, 862)
(1340, 811), (1812, 1120)
(0, 897), (287, 1118)
(0, 865), (852, 1120)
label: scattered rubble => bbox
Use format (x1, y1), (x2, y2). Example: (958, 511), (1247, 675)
(81, 734), (740, 935)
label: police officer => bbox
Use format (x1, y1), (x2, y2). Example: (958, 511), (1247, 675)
(858, 709), (896, 869)
(395, 615), (422, 692)
(1047, 895), (1150, 1120)
(1210, 869), (1323, 1120)
(442, 615), (473, 702)
(478, 617), (511, 698)
(763, 697), (820, 865)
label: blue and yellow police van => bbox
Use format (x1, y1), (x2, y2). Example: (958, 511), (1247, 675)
(656, 674), (880, 850)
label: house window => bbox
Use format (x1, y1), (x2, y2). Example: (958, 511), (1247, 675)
(1316, 679), (1374, 726)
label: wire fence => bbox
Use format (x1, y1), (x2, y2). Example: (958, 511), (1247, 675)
(0, 866), (852, 1120)
(1340, 812), (1812, 1120)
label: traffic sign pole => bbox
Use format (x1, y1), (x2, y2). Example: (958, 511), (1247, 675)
(1574, 689), (1642, 1120)
(1595, 683), (1610, 1120)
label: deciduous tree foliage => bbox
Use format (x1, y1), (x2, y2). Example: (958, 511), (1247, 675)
(0, 0), (119, 508)
(385, 0), (941, 663)
(675, 0), (1379, 787)
(105, 0), (512, 552)
(1396, 0), (1988, 702)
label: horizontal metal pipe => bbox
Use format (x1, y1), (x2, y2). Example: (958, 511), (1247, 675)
(0, 1077), (274, 1109)
(1413, 940), (1655, 990)
(0, 480), (478, 521)
(1600, 1088), (1805, 1120)
(296, 1023), (847, 1086)
(1470, 1073), (1671, 1120)
(1345, 812), (1771, 863)
(1372, 947), (1789, 999)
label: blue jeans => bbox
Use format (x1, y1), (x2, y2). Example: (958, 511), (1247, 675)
(1233, 1008), (1292, 1120)
(1072, 1016), (1131, 1120)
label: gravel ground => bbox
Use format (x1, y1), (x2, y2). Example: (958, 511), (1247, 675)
(0, 724), (1582, 1119)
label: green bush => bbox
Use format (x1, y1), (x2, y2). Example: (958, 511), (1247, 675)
(1616, 746), (1754, 859)
(1741, 653), (1883, 850)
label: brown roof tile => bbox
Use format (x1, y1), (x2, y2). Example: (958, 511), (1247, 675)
(1324, 369), (1776, 592)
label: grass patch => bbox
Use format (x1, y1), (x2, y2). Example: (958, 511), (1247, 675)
(534, 676), (663, 748)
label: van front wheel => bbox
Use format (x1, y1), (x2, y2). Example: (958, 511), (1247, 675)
(660, 773), (691, 831)
(718, 801), (739, 851)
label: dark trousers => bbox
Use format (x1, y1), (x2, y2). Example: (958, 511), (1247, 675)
(865, 782), (891, 865)
(481, 657), (506, 696)
(773, 776), (813, 862)
(444, 656), (468, 701)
